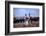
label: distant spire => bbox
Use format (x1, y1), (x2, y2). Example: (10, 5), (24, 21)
(29, 13), (30, 17)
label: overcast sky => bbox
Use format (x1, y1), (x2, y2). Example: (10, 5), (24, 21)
(13, 8), (39, 17)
